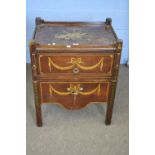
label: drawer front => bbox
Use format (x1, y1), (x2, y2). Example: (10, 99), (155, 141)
(37, 54), (114, 76)
(39, 82), (110, 109)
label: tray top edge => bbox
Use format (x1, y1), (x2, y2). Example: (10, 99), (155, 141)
(33, 18), (118, 46)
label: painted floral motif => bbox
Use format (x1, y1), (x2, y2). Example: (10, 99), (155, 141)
(55, 30), (88, 40)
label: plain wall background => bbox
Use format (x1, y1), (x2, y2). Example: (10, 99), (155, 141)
(26, 0), (128, 64)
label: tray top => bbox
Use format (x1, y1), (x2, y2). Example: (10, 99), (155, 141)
(34, 21), (117, 46)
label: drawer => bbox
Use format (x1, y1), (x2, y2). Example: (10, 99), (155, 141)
(39, 81), (110, 109)
(37, 53), (114, 76)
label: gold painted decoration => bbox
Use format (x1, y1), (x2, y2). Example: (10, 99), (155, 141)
(48, 57), (104, 72)
(55, 31), (88, 40)
(49, 84), (101, 96)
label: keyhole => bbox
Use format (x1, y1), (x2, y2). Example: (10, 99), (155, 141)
(73, 67), (79, 74)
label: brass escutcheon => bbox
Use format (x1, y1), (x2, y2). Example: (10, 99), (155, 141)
(32, 65), (36, 70)
(73, 67), (79, 74)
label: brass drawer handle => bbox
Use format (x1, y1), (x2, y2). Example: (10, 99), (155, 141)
(67, 85), (83, 95)
(49, 84), (100, 96)
(73, 67), (79, 74)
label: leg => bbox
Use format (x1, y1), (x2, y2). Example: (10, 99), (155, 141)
(35, 103), (42, 127)
(105, 40), (122, 125)
(33, 81), (42, 127)
(105, 82), (117, 125)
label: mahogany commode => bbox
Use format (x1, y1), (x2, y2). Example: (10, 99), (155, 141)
(29, 17), (122, 126)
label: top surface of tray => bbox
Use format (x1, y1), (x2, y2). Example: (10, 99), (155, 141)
(34, 22), (117, 47)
